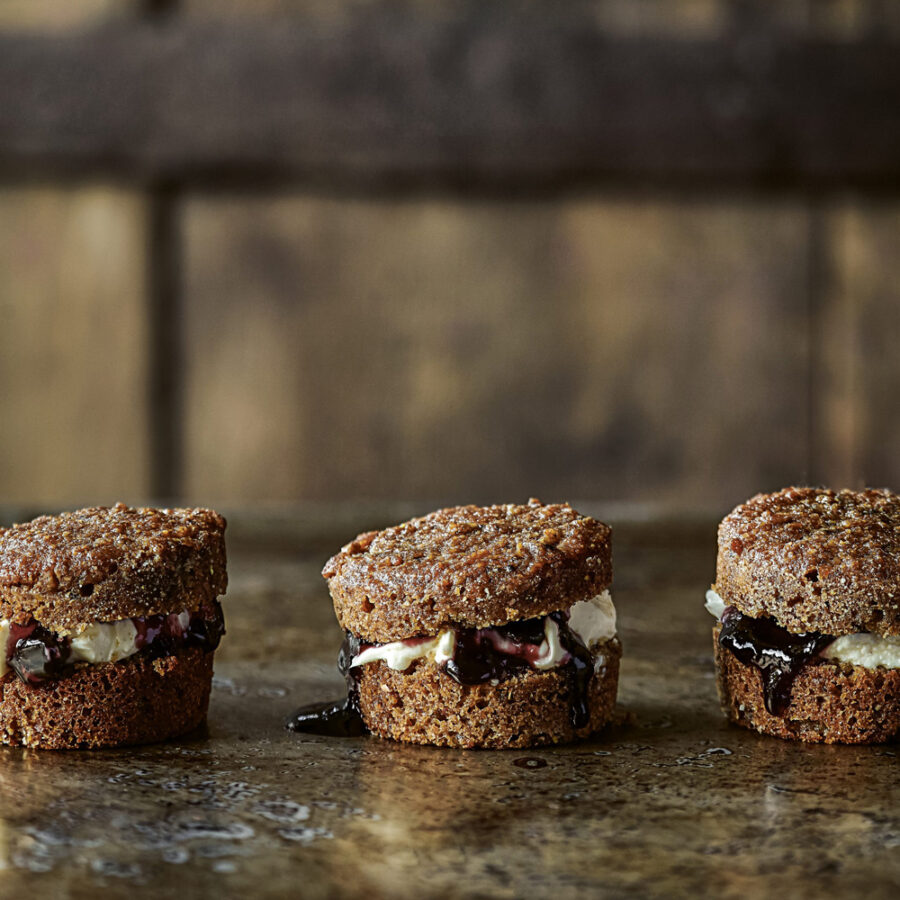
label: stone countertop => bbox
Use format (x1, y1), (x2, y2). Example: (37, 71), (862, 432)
(0, 510), (896, 899)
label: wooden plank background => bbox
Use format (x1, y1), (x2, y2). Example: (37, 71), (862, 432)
(0, 0), (135, 31)
(0, 2), (898, 513)
(2, 18), (900, 187)
(0, 186), (150, 504)
(819, 204), (900, 489)
(181, 195), (812, 508)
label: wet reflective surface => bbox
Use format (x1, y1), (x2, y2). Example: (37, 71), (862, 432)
(0, 510), (895, 898)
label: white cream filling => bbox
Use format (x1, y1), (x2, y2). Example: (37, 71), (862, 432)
(570, 590), (617, 648)
(705, 589), (727, 620)
(0, 610), (193, 679)
(349, 590), (617, 672)
(351, 629), (456, 671)
(704, 588), (900, 670)
(820, 634), (900, 669)
(69, 618), (140, 663)
(532, 617), (569, 669)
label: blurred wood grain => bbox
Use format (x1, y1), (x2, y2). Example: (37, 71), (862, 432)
(0, 187), (151, 505)
(814, 204), (900, 490)
(185, 0), (727, 37)
(184, 0), (900, 42)
(2, 15), (900, 188)
(0, 0), (135, 32)
(181, 195), (811, 509)
(1, 5), (899, 510)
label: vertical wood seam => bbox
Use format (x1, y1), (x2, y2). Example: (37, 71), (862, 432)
(144, 0), (179, 16)
(807, 198), (824, 485)
(147, 184), (183, 500)
(806, 197), (835, 484)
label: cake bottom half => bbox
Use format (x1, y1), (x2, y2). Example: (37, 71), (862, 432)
(357, 637), (621, 749)
(0, 648), (214, 750)
(714, 630), (900, 745)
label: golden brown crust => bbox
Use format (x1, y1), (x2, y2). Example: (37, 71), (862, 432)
(324, 500), (612, 643)
(716, 487), (900, 636)
(713, 627), (900, 744)
(0, 648), (213, 749)
(0, 504), (228, 634)
(356, 638), (620, 749)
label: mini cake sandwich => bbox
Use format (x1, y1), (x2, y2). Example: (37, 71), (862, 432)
(707, 487), (900, 744)
(292, 500), (619, 749)
(0, 504), (227, 749)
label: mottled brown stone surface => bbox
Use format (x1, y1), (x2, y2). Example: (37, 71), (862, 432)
(0, 505), (895, 898)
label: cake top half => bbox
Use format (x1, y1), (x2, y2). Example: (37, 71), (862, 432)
(716, 487), (900, 637)
(324, 499), (611, 642)
(0, 503), (227, 634)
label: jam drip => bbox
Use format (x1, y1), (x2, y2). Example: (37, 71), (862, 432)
(717, 606), (834, 715)
(550, 612), (595, 730)
(286, 613), (599, 736)
(6, 601), (225, 687)
(286, 633), (367, 736)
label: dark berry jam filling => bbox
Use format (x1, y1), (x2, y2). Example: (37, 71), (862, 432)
(551, 613), (595, 730)
(5, 601), (225, 687)
(132, 605), (226, 660)
(286, 632), (366, 736)
(285, 698), (368, 737)
(7, 622), (71, 686)
(443, 616), (547, 684)
(286, 611), (600, 736)
(442, 612), (595, 729)
(717, 606), (834, 715)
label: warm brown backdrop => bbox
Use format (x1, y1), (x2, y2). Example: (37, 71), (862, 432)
(2, 2), (899, 514)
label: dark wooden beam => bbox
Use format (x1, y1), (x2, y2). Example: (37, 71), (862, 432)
(1, 14), (899, 189)
(146, 183), (183, 501)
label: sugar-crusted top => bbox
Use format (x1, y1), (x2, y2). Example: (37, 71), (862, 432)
(0, 504), (227, 634)
(323, 500), (612, 643)
(716, 487), (900, 636)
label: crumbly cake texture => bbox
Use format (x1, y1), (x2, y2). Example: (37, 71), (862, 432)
(716, 487), (900, 637)
(0, 503), (228, 634)
(357, 638), (621, 749)
(323, 500), (612, 643)
(0, 649), (213, 749)
(713, 629), (900, 744)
